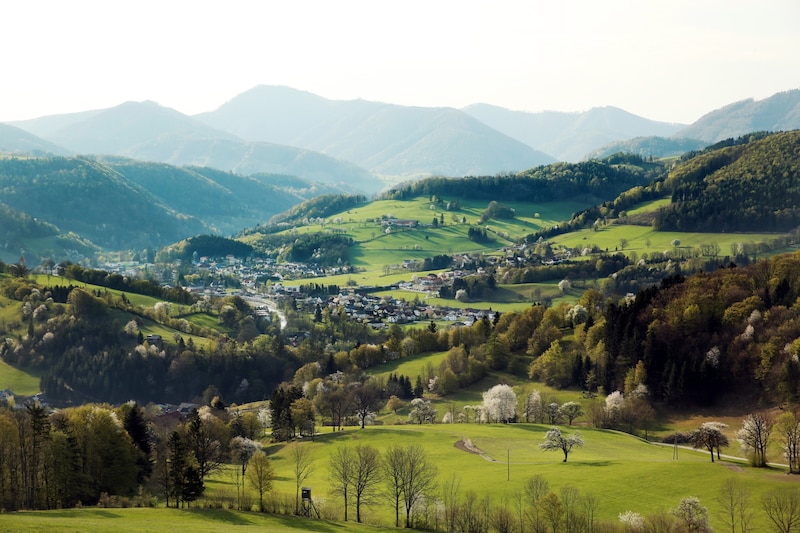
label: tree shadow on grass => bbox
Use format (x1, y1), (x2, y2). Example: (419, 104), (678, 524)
(265, 513), (369, 532)
(20, 509), (123, 519)
(183, 508), (256, 526)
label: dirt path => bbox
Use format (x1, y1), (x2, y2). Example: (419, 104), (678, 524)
(454, 438), (496, 462)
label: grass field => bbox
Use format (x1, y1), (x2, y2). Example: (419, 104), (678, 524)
(0, 507), (391, 533)
(248, 424), (787, 531)
(0, 358), (39, 395)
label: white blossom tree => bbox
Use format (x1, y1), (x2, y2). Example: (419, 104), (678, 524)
(408, 398), (436, 425)
(481, 384), (517, 423)
(737, 412), (773, 467)
(672, 496), (711, 532)
(539, 427), (583, 462)
(524, 390), (543, 423)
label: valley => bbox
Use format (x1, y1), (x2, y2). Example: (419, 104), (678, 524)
(2, 89), (800, 532)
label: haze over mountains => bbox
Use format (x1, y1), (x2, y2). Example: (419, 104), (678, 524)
(3, 85), (800, 195)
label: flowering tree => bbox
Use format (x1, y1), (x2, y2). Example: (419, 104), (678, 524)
(672, 496), (710, 532)
(539, 427), (584, 462)
(408, 398), (436, 425)
(524, 390), (543, 423)
(737, 412), (773, 467)
(481, 384), (517, 423)
(605, 390), (625, 427)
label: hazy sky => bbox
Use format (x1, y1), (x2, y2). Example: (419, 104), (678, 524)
(2, 0), (798, 124)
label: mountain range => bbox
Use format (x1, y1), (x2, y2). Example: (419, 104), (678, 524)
(0, 155), (348, 263)
(5, 86), (800, 193)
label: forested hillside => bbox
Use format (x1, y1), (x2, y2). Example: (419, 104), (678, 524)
(583, 136), (706, 160)
(0, 155), (352, 261)
(0, 157), (206, 249)
(655, 130), (800, 232)
(385, 159), (665, 203)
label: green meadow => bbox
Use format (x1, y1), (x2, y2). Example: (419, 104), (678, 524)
(0, 507), (391, 533)
(243, 424), (782, 531)
(0, 358), (39, 396)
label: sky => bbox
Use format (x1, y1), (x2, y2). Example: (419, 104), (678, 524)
(1, 0), (798, 124)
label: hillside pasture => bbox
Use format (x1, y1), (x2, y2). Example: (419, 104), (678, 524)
(254, 423), (783, 531)
(0, 507), (388, 533)
(0, 358), (39, 396)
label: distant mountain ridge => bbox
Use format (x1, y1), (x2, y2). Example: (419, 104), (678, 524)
(462, 103), (684, 162)
(0, 123), (70, 156)
(583, 136), (707, 161)
(10, 101), (379, 193)
(0, 155), (349, 263)
(194, 85), (556, 177)
(675, 89), (800, 142)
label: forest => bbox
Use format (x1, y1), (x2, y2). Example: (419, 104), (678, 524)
(655, 131), (800, 232)
(384, 160), (664, 204)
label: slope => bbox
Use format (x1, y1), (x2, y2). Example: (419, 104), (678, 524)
(462, 103), (684, 162)
(655, 130), (800, 232)
(676, 89), (800, 143)
(13, 101), (380, 194)
(195, 85), (556, 177)
(0, 156), (208, 250)
(583, 136), (707, 160)
(0, 123), (70, 156)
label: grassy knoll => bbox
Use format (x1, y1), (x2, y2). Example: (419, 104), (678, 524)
(0, 358), (39, 395)
(0, 507), (390, 533)
(253, 424), (782, 531)
(551, 223), (785, 257)
(366, 350), (449, 383)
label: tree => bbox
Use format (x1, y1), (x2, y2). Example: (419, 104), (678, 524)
(762, 488), (800, 533)
(558, 402), (584, 425)
(523, 390), (543, 423)
(383, 444), (438, 528)
(737, 412), (773, 467)
(690, 424), (730, 463)
(229, 436), (258, 508)
(247, 451), (275, 512)
(351, 380), (382, 429)
(123, 403), (153, 484)
(290, 442), (314, 515)
(539, 427), (583, 463)
(185, 414), (223, 482)
(481, 384), (517, 423)
(353, 445), (382, 523)
(383, 445), (407, 527)
(672, 496), (711, 532)
(167, 431), (189, 508)
(776, 411), (800, 474)
(329, 445), (355, 521)
(408, 398), (436, 425)
(386, 395), (404, 415)
(717, 478), (753, 533)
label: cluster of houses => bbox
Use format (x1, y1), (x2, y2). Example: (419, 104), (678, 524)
(271, 284), (497, 330)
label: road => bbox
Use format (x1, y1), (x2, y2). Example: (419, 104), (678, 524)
(242, 294), (288, 330)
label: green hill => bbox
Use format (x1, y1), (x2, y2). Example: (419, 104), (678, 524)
(655, 130), (800, 232)
(0, 156), (207, 250)
(582, 136), (706, 160)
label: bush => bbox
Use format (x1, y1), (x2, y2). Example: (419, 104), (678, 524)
(661, 432), (691, 444)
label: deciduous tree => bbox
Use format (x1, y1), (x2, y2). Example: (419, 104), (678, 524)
(539, 427), (583, 463)
(737, 412), (773, 467)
